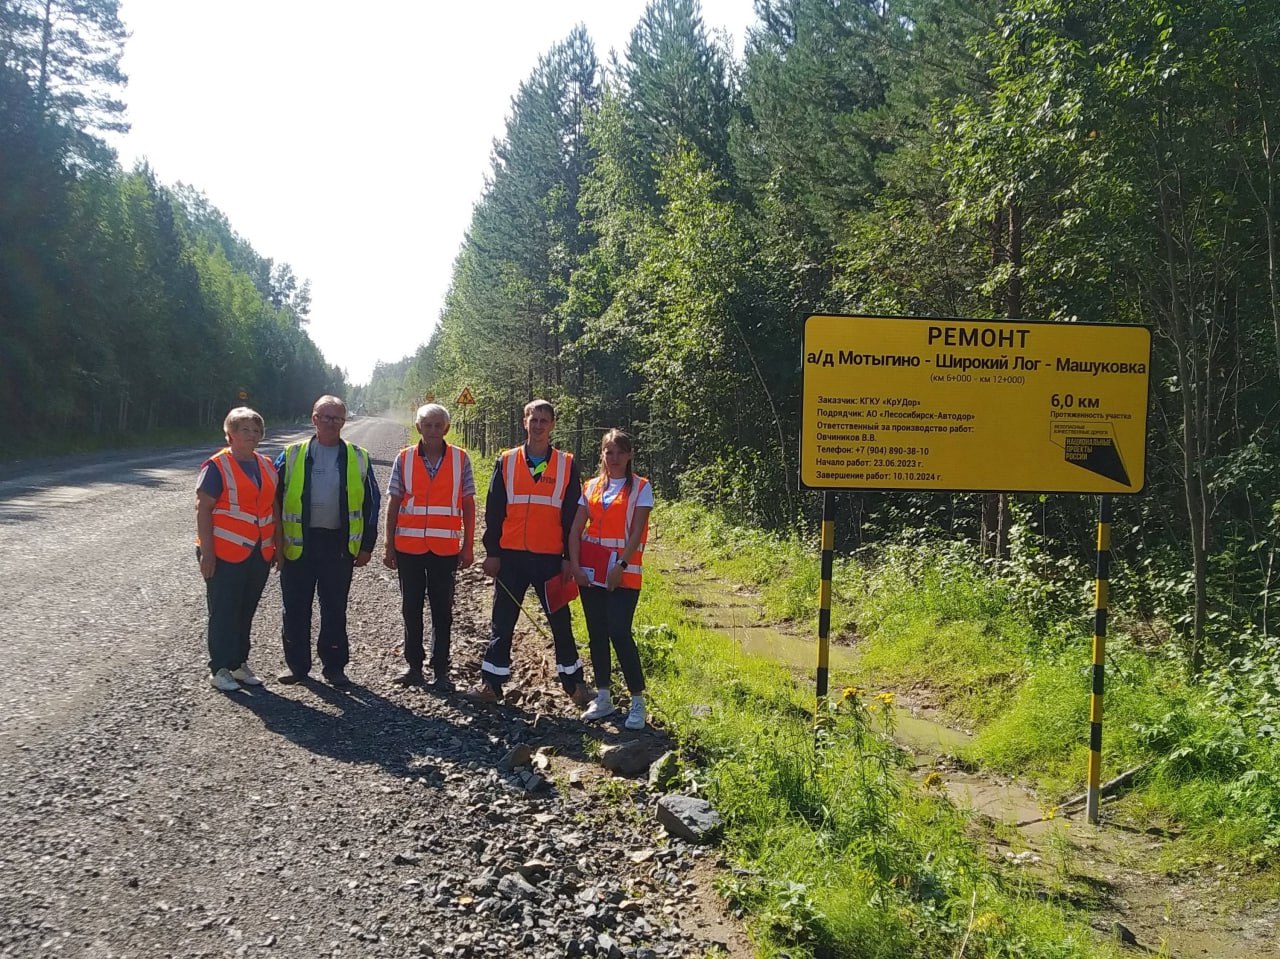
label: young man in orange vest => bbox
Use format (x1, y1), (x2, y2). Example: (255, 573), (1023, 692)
(382, 403), (476, 691)
(469, 399), (591, 706)
(195, 407), (279, 692)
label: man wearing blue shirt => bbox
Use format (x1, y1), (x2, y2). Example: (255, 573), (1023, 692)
(274, 396), (380, 686)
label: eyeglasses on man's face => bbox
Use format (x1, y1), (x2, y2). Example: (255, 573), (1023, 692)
(315, 413), (345, 425)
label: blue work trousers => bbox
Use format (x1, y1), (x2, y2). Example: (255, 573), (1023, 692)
(481, 551), (583, 693)
(280, 529), (354, 676)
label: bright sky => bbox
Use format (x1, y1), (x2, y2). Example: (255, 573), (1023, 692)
(109, 0), (758, 386)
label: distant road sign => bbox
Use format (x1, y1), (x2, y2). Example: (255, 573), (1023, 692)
(801, 314), (1151, 493)
(425, 393), (435, 403)
(456, 387), (476, 406)
(237, 389), (248, 401)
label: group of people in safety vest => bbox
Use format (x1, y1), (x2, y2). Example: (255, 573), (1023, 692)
(195, 396), (652, 730)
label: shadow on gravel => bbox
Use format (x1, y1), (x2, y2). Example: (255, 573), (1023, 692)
(228, 682), (466, 779)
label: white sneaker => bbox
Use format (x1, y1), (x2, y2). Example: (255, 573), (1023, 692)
(581, 690), (616, 722)
(624, 696), (647, 730)
(231, 664), (263, 685)
(210, 668), (241, 692)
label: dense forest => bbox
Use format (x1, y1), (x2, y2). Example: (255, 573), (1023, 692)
(361, 0), (1280, 679)
(0, 0), (344, 449)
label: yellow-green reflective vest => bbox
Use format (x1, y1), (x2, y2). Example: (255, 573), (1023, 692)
(280, 439), (370, 561)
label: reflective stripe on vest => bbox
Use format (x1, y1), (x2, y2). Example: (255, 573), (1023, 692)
(582, 474), (648, 589)
(394, 444), (463, 555)
(201, 449), (277, 563)
(280, 439), (369, 561)
(498, 446), (570, 555)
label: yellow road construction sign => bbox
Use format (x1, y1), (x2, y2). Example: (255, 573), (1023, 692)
(456, 387), (476, 406)
(801, 314), (1151, 493)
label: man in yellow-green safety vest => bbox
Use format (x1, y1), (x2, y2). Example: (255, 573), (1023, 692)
(273, 395), (380, 686)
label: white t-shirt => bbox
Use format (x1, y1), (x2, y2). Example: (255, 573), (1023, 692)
(579, 476), (655, 510)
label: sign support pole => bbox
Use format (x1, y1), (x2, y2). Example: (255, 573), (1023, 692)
(1086, 494), (1112, 824)
(816, 492), (835, 725)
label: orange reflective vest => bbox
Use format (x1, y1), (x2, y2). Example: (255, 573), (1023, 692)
(199, 449), (278, 563)
(581, 474), (649, 590)
(498, 446), (571, 555)
(394, 443), (465, 556)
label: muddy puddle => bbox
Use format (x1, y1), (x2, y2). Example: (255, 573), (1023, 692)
(655, 554), (1049, 828)
(650, 547), (1280, 958)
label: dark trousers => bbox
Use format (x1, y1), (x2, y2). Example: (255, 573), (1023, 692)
(280, 529), (355, 676)
(580, 585), (645, 694)
(204, 550), (270, 674)
(396, 549), (458, 674)
(482, 551), (583, 691)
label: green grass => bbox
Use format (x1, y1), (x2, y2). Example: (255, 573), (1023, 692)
(633, 560), (1118, 959)
(3, 424), (228, 463)
(651, 501), (1280, 882)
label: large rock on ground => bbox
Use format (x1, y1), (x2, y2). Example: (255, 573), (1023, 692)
(598, 741), (663, 776)
(656, 794), (723, 843)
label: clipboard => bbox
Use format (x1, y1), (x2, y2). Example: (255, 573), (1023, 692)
(544, 573), (580, 613)
(577, 539), (616, 588)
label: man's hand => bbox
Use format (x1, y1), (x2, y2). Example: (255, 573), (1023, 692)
(199, 552), (216, 580)
(382, 547), (397, 570)
(458, 545), (475, 570)
(354, 549), (372, 568)
(571, 564), (589, 588)
(482, 556), (501, 578)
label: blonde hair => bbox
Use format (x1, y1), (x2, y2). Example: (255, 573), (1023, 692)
(596, 429), (635, 488)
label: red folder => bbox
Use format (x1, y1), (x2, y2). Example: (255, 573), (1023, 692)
(544, 573), (580, 613)
(577, 539), (614, 587)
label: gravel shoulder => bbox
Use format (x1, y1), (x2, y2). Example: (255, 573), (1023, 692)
(0, 418), (752, 959)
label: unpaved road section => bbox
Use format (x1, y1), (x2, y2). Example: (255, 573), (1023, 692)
(0, 418), (750, 959)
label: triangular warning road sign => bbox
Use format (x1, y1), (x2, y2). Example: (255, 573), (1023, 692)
(456, 387), (476, 406)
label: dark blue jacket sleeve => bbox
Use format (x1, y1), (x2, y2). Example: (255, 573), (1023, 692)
(361, 457), (380, 553)
(482, 456), (506, 556)
(561, 457), (582, 558)
(273, 450), (287, 506)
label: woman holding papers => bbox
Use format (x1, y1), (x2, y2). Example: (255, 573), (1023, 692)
(569, 429), (654, 729)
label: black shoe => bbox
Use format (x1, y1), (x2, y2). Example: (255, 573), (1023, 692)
(431, 676), (456, 694)
(277, 670), (309, 684)
(322, 668), (351, 687)
(392, 668), (424, 687)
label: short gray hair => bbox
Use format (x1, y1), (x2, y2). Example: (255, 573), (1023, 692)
(312, 394), (347, 415)
(223, 406), (264, 434)
(416, 403), (451, 427)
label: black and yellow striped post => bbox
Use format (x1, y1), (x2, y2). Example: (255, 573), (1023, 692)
(1086, 494), (1112, 825)
(816, 492), (836, 722)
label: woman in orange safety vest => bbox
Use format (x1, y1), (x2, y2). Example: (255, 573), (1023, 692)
(569, 429), (653, 730)
(196, 407), (279, 693)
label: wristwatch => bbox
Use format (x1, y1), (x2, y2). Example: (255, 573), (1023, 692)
(617, 557), (629, 569)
